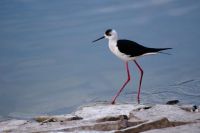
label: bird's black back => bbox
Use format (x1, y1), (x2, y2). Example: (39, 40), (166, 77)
(117, 39), (171, 57)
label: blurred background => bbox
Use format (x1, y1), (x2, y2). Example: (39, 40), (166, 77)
(0, 0), (200, 119)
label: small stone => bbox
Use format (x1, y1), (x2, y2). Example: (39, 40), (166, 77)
(166, 100), (179, 105)
(132, 106), (152, 111)
(96, 115), (128, 122)
(180, 105), (199, 112)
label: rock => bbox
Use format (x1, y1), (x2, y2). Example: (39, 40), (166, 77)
(0, 103), (199, 133)
(131, 104), (200, 122)
(115, 117), (193, 133)
(142, 123), (200, 133)
(61, 120), (128, 132)
(115, 117), (170, 133)
(0, 119), (28, 132)
(96, 115), (128, 122)
(34, 114), (82, 123)
(74, 103), (141, 120)
(166, 100), (179, 105)
(132, 105), (152, 111)
(180, 104), (199, 112)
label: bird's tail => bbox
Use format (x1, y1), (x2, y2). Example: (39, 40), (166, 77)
(147, 48), (172, 55)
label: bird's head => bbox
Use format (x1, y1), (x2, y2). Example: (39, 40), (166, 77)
(92, 29), (118, 43)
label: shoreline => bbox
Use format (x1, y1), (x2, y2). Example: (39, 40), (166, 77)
(0, 101), (200, 133)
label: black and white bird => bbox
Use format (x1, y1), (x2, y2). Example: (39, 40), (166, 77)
(92, 29), (172, 104)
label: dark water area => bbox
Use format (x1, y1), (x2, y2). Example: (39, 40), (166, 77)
(0, 0), (200, 119)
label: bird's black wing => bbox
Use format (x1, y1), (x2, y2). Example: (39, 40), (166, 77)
(117, 40), (171, 57)
(117, 40), (150, 57)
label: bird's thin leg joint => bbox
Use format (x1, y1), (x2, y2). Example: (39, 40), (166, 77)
(111, 62), (130, 104)
(133, 60), (143, 104)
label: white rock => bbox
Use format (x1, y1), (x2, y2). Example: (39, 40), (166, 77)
(133, 104), (200, 122)
(0, 103), (199, 133)
(74, 103), (145, 120)
(0, 119), (27, 132)
(142, 123), (200, 133)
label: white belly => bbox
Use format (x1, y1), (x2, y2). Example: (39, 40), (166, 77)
(108, 41), (136, 61)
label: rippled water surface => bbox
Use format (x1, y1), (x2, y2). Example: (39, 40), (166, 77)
(0, 0), (200, 119)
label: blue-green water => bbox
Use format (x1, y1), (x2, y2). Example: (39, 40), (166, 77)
(0, 0), (200, 119)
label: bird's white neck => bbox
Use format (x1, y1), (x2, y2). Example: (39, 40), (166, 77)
(108, 39), (117, 54)
(108, 39), (117, 46)
(108, 34), (118, 44)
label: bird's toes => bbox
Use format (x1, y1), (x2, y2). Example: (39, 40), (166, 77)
(111, 101), (115, 104)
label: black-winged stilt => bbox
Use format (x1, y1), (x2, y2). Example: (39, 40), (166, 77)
(93, 29), (172, 104)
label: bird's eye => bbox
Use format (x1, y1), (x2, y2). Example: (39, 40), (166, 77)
(105, 29), (112, 36)
(107, 33), (111, 36)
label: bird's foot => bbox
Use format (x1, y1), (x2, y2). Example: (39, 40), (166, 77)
(111, 100), (115, 104)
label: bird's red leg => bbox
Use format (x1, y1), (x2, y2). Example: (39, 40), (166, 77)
(133, 60), (143, 103)
(111, 62), (130, 104)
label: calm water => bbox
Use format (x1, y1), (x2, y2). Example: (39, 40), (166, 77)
(0, 0), (200, 119)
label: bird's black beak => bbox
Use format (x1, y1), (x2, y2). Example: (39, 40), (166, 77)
(92, 36), (105, 43)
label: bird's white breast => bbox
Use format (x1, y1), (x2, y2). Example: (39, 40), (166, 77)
(108, 40), (135, 61)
